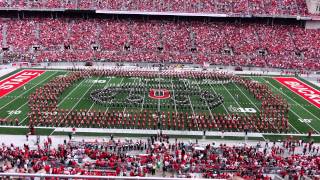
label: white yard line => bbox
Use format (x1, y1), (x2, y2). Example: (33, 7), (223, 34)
(57, 74), (84, 106)
(105, 78), (124, 113)
(50, 77), (100, 135)
(20, 72), (80, 125)
(122, 78), (138, 115)
(182, 80), (195, 115)
(157, 76), (161, 113)
(221, 83), (244, 114)
(208, 83), (230, 115)
(4, 72), (59, 124)
(140, 79), (149, 112)
(259, 77), (320, 134)
(266, 78), (320, 122)
(170, 77), (178, 114)
(192, 78), (215, 123)
(0, 72), (58, 111)
(182, 79), (198, 130)
(87, 77), (112, 111)
(20, 72), (83, 125)
(220, 82), (264, 133)
(233, 81), (300, 134)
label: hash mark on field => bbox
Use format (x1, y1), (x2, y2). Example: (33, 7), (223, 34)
(259, 77), (319, 134)
(170, 78), (178, 114)
(57, 73), (82, 106)
(140, 78), (148, 112)
(3, 72), (58, 124)
(50, 77), (100, 135)
(275, 82), (320, 121)
(122, 78), (138, 115)
(88, 77), (112, 111)
(234, 81), (299, 134)
(19, 72), (67, 125)
(221, 82), (262, 132)
(193, 77), (215, 123)
(182, 80), (195, 114)
(105, 78), (124, 113)
(205, 78), (229, 114)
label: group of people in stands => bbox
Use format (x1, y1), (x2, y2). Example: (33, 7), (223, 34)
(24, 69), (290, 133)
(0, 0), (310, 16)
(0, 133), (319, 179)
(1, 18), (319, 70)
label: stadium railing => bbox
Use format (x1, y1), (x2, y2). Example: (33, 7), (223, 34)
(0, 173), (221, 180)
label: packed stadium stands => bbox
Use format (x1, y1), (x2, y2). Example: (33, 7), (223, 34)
(0, 135), (319, 179)
(1, 18), (319, 70)
(0, 0), (312, 17)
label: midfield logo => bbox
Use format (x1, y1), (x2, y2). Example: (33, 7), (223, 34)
(149, 88), (171, 100)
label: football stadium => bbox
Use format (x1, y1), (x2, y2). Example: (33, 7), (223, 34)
(0, 1), (319, 179)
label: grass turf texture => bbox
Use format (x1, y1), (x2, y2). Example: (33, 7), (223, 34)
(0, 69), (319, 138)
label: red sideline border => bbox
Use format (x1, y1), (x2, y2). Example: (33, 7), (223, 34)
(273, 77), (320, 109)
(0, 69), (45, 98)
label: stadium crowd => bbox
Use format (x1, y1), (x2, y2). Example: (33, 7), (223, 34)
(0, 0), (311, 16)
(25, 69), (289, 133)
(1, 18), (319, 70)
(0, 134), (319, 179)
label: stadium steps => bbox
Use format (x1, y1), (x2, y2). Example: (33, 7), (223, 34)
(189, 30), (196, 49)
(67, 19), (73, 41)
(2, 23), (7, 47)
(159, 0), (165, 11)
(158, 22), (164, 52)
(276, 0), (284, 15)
(95, 23), (102, 46)
(35, 22), (40, 40)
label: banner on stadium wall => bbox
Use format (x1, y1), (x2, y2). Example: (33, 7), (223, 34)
(0, 69), (45, 98)
(12, 62), (41, 67)
(274, 77), (320, 108)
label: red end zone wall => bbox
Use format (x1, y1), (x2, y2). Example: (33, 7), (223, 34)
(274, 77), (320, 109)
(0, 70), (45, 98)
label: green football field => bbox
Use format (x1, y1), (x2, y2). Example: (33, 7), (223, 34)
(0, 69), (319, 138)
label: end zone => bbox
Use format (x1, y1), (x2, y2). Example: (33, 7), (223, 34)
(273, 77), (320, 109)
(0, 69), (45, 98)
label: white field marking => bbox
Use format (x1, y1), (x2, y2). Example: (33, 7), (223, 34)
(140, 78), (149, 112)
(181, 79), (198, 130)
(122, 78), (138, 115)
(220, 82), (263, 133)
(88, 77), (112, 111)
(20, 73), (88, 125)
(0, 71), (57, 111)
(19, 72), (74, 125)
(221, 83), (247, 115)
(207, 81), (230, 115)
(170, 77), (178, 114)
(258, 77), (319, 134)
(262, 78), (320, 121)
(4, 72), (58, 120)
(182, 80), (195, 115)
(244, 79), (302, 134)
(105, 77), (124, 113)
(192, 77), (215, 123)
(271, 78), (320, 121)
(233, 81), (300, 134)
(157, 75), (161, 113)
(54, 73), (91, 107)
(50, 77), (100, 135)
